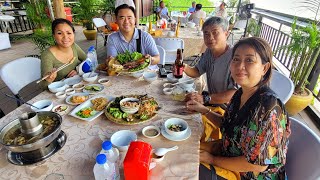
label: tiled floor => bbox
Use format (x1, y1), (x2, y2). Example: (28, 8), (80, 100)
(0, 25), (319, 138)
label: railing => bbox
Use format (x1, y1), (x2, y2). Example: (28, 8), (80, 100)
(251, 8), (320, 101)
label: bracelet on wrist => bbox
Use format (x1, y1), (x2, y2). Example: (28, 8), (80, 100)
(202, 108), (211, 115)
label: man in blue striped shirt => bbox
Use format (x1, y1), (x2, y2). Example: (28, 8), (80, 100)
(106, 4), (160, 66)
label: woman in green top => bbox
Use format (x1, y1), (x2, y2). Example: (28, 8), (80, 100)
(40, 18), (86, 89)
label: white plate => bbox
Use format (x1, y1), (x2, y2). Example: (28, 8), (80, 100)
(52, 104), (69, 115)
(65, 92), (90, 106)
(161, 126), (191, 141)
(82, 84), (104, 94)
(63, 75), (82, 86)
(69, 94), (115, 122)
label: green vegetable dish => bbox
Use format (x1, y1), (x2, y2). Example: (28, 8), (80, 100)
(116, 51), (143, 64)
(76, 107), (96, 118)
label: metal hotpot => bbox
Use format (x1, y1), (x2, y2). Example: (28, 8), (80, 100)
(0, 111), (62, 153)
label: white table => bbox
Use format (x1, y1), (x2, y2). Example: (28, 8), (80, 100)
(0, 15), (15, 32)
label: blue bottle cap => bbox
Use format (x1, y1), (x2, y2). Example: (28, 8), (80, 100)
(88, 45), (95, 52)
(96, 154), (107, 164)
(102, 141), (112, 151)
(82, 60), (92, 73)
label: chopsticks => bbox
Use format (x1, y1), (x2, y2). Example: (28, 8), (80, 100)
(36, 58), (75, 84)
(154, 111), (193, 120)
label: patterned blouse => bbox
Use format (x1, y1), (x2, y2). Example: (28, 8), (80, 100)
(221, 86), (291, 180)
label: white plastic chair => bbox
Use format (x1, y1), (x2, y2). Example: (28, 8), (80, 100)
(156, 45), (166, 66)
(93, 18), (107, 50)
(270, 69), (294, 104)
(285, 117), (320, 180)
(0, 57), (41, 106)
(154, 38), (184, 64)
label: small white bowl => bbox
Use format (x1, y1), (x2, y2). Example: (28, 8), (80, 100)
(120, 98), (140, 114)
(31, 99), (53, 112)
(178, 79), (194, 89)
(163, 88), (173, 95)
(131, 71), (144, 78)
(142, 126), (161, 138)
(164, 118), (189, 137)
(48, 81), (67, 93)
(72, 83), (85, 91)
(143, 71), (157, 83)
(55, 91), (66, 99)
(65, 88), (75, 96)
(52, 104), (69, 115)
(166, 73), (180, 83)
(110, 130), (137, 151)
(82, 72), (98, 83)
(98, 78), (110, 86)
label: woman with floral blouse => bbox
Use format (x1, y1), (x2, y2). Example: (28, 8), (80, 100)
(186, 37), (291, 179)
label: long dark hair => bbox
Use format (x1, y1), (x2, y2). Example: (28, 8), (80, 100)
(232, 37), (273, 87)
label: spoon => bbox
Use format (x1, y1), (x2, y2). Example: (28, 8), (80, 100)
(154, 146), (179, 157)
(4, 93), (41, 109)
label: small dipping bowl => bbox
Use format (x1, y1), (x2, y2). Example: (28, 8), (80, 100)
(72, 83), (85, 91)
(142, 126), (160, 138)
(131, 71), (144, 78)
(163, 88), (173, 95)
(143, 71), (157, 83)
(52, 104), (69, 116)
(55, 91), (66, 99)
(98, 78), (110, 86)
(65, 88), (75, 96)
(164, 118), (189, 137)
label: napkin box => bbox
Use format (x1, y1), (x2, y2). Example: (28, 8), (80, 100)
(124, 141), (152, 180)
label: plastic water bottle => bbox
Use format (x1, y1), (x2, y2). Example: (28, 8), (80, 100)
(93, 154), (112, 180)
(100, 141), (120, 180)
(87, 45), (98, 71)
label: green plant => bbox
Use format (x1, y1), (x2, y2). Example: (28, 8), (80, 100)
(282, 19), (320, 95)
(75, 0), (102, 30)
(246, 18), (260, 36)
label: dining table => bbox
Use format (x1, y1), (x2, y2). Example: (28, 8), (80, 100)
(0, 74), (204, 180)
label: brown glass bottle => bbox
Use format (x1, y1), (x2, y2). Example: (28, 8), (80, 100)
(173, 49), (184, 78)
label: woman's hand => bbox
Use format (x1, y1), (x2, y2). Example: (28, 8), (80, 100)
(186, 99), (208, 113)
(67, 70), (77, 78)
(200, 150), (214, 164)
(185, 92), (204, 104)
(45, 68), (57, 83)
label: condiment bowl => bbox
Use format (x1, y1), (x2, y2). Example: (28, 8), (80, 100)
(120, 98), (140, 114)
(178, 79), (195, 89)
(163, 88), (173, 95)
(48, 81), (67, 93)
(72, 83), (85, 91)
(143, 72), (157, 83)
(52, 104), (69, 115)
(65, 88), (75, 96)
(164, 118), (189, 137)
(82, 72), (98, 83)
(142, 126), (160, 138)
(166, 73), (180, 83)
(110, 130), (137, 151)
(31, 99), (53, 112)
(98, 78), (110, 86)
(55, 91), (66, 99)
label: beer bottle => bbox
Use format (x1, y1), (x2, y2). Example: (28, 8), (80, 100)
(173, 49), (184, 78)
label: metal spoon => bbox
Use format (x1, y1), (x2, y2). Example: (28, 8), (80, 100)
(4, 94), (41, 109)
(154, 146), (179, 157)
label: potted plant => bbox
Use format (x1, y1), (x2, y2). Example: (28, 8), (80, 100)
(281, 19), (320, 115)
(75, 0), (101, 40)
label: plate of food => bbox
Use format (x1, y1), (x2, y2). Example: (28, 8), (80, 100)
(105, 94), (159, 125)
(98, 51), (151, 75)
(69, 95), (115, 121)
(65, 93), (90, 106)
(82, 84), (104, 94)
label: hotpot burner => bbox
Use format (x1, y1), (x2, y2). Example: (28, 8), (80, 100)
(7, 131), (67, 166)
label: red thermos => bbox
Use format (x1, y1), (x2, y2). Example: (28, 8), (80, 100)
(123, 141), (153, 180)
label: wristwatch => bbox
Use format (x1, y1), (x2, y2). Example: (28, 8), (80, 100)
(202, 91), (211, 105)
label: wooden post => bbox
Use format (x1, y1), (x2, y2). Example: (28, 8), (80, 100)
(53, 0), (66, 19)
(135, 0), (140, 27)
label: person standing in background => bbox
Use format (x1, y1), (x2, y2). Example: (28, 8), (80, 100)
(215, 2), (228, 19)
(188, 4), (207, 23)
(188, 1), (196, 13)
